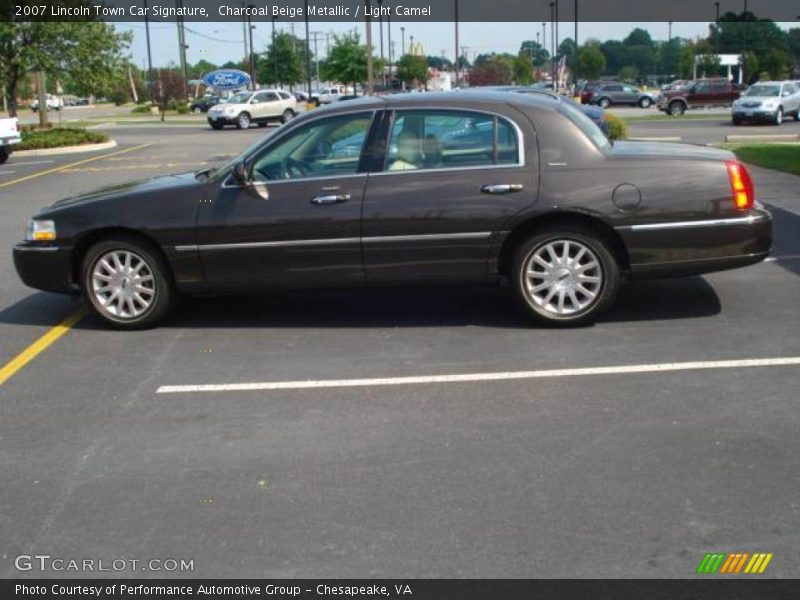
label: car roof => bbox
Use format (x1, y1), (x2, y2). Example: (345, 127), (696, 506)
(310, 90), (564, 116)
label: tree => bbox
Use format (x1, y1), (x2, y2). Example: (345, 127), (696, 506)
(519, 41), (549, 67)
(618, 66), (639, 82)
(469, 55), (514, 86)
(321, 33), (378, 92)
(189, 60), (218, 81)
(154, 69), (185, 121)
(260, 32), (306, 87)
(0, 19), (131, 119)
(426, 56), (453, 71)
(578, 44), (606, 80)
(396, 55), (429, 89)
(624, 28), (654, 48)
(695, 54), (722, 78)
(512, 54), (533, 85)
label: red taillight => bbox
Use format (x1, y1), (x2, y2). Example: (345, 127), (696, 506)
(725, 160), (754, 211)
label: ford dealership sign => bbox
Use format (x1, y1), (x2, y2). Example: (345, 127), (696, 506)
(203, 69), (250, 90)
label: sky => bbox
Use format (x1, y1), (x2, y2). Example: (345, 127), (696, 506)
(120, 21), (797, 70)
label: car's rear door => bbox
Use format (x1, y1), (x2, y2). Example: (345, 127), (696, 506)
(361, 107), (538, 284)
(195, 110), (379, 290)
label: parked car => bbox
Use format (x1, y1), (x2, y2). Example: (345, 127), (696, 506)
(579, 80), (615, 105)
(658, 78), (744, 116)
(661, 79), (690, 92)
(190, 96), (222, 113)
(477, 86), (610, 136)
(31, 94), (63, 111)
(75, 98), (90, 106)
(316, 86), (350, 105)
(13, 92), (772, 329)
(732, 81), (800, 125)
(0, 117), (21, 164)
(588, 83), (658, 108)
(206, 90), (297, 129)
(294, 91), (310, 103)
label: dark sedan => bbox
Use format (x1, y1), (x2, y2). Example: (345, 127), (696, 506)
(190, 96), (222, 113)
(14, 92), (771, 329)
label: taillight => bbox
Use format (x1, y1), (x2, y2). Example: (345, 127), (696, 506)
(725, 160), (754, 211)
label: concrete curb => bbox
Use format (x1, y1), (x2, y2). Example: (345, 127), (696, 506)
(13, 139), (118, 157)
(726, 134), (800, 143)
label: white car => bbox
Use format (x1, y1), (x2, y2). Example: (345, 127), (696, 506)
(0, 117), (21, 164)
(207, 89), (297, 130)
(732, 81), (800, 125)
(31, 94), (63, 111)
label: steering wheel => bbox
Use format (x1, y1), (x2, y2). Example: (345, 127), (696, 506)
(281, 156), (310, 179)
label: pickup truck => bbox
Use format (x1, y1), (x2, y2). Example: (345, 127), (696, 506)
(31, 94), (63, 111)
(658, 78), (744, 116)
(0, 117), (21, 164)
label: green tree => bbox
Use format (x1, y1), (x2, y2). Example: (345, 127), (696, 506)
(469, 54), (514, 86)
(578, 44), (606, 80)
(0, 19), (131, 119)
(695, 54), (722, 78)
(396, 55), (429, 89)
(512, 54), (533, 85)
(260, 32), (306, 87)
(426, 56), (453, 71)
(321, 33), (371, 92)
(618, 66), (639, 82)
(189, 60), (218, 81)
(520, 41), (549, 67)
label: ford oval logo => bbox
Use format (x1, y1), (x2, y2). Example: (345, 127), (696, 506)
(202, 69), (251, 90)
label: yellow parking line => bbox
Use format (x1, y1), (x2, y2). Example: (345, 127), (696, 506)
(0, 306), (88, 386)
(0, 144), (151, 190)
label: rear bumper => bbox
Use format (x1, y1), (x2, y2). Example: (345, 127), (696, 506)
(13, 244), (75, 294)
(617, 208), (773, 278)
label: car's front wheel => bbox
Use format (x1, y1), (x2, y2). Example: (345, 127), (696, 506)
(639, 97), (652, 108)
(598, 98), (611, 109)
(0, 147), (9, 164)
(81, 237), (173, 329)
(669, 101), (686, 116)
(281, 109), (295, 124)
(774, 108), (783, 126)
(236, 112), (251, 129)
(512, 227), (620, 327)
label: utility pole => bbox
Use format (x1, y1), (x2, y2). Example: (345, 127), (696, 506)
(176, 0), (188, 99)
(573, 0), (579, 86)
(542, 22), (546, 58)
(400, 27), (406, 55)
(715, 2), (721, 57)
(247, 6), (257, 89)
(36, 71), (48, 128)
(304, 0), (312, 98)
(549, 4), (555, 84)
(377, 0), (385, 85)
(365, 0), (375, 95)
(271, 16), (279, 87)
(454, 0), (460, 88)
(387, 11), (392, 83)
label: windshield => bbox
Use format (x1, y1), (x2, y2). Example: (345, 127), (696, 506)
(559, 100), (611, 151)
(745, 85), (780, 97)
(225, 92), (252, 104)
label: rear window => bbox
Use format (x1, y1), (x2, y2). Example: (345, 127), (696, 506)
(559, 101), (610, 151)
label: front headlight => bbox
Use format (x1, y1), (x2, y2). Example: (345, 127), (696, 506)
(225, 106), (237, 114)
(25, 219), (56, 241)
(763, 101), (777, 109)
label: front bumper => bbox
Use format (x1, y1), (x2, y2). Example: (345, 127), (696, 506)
(207, 114), (238, 125)
(617, 208), (773, 279)
(13, 244), (75, 294)
(733, 108), (780, 122)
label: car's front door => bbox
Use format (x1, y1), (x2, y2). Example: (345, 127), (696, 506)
(361, 108), (538, 284)
(621, 85), (639, 104)
(249, 91), (279, 121)
(195, 111), (378, 290)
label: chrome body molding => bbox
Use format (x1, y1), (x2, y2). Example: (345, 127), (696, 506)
(175, 231), (494, 253)
(616, 215), (765, 232)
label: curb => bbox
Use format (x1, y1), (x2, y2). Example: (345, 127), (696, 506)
(726, 134), (800, 143)
(13, 140), (118, 157)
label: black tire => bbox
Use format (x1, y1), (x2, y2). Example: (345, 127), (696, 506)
(773, 108), (783, 126)
(598, 97), (611, 109)
(236, 112), (251, 129)
(0, 147), (9, 165)
(511, 226), (621, 327)
(669, 101), (686, 116)
(281, 109), (295, 124)
(210, 122), (224, 130)
(81, 236), (173, 330)
(639, 97), (652, 108)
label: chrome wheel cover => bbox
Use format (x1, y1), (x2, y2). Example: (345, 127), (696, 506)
(239, 113), (250, 128)
(91, 250), (156, 320)
(523, 239), (603, 317)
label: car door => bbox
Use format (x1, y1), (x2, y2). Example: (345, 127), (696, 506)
(251, 91), (280, 120)
(621, 85), (639, 104)
(195, 110), (378, 290)
(782, 84), (800, 113)
(690, 81), (711, 107)
(361, 108), (538, 284)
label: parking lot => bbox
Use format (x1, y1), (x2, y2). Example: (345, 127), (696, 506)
(1, 119), (799, 578)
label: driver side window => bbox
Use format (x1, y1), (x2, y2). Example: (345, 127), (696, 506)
(250, 113), (373, 182)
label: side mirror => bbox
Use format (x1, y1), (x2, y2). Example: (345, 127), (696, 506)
(233, 161), (249, 184)
(232, 161), (268, 200)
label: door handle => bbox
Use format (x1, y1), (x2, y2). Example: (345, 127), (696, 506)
(311, 194), (351, 205)
(481, 184), (524, 195)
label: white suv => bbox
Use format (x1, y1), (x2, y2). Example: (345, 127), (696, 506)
(207, 90), (297, 130)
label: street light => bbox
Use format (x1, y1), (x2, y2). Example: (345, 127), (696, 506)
(304, 0), (312, 98)
(246, 5), (256, 90)
(271, 15), (278, 87)
(715, 2), (721, 57)
(401, 27), (406, 55)
(454, 0), (460, 88)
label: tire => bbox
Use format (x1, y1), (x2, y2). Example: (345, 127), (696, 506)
(669, 101), (686, 116)
(236, 112), (251, 129)
(774, 108), (783, 126)
(81, 237), (173, 330)
(511, 226), (620, 327)
(598, 98), (611, 109)
(281, 109), (295, 124)
(732, 116), (743, 126)
(639, 97), (652, 108)
(0, 147), (9, 165)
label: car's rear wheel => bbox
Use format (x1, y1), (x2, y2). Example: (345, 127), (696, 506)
(236, 112), (251, 129)
(669, 101), (686, 116)
(774, 108), (783, 126)
(281, 109), (295, 124)
(0, 147), (9, 164)
(639, 97), (652, 108)
(81, 237), (173, 329)
(512, 227), (620, 327)
(599, 98), (611, 109)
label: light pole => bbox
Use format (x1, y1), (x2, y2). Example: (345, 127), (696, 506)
(304, 0), (312, 98)
(387, 11), (392, 83)
(401, 27), (406, 55)
(573, 0), (579, 86)
(454, 0), (460, 88)
(715, 2), (721, 57)
(365, 0), (374, 96)
(271, 15), (278, 87)
(377, 0), (384, 85)
(549, 3), (555, 84)
(143, 0), (155, 104)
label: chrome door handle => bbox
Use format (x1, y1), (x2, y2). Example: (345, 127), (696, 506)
(311, 194), (350, 205)
(481, 184), (524, 195)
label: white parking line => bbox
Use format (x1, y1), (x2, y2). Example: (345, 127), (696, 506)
(0, 170), (16, 174)
(13, 160), (55, 166)
(156, 357), (800, 395)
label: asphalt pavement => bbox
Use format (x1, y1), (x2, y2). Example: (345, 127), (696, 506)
(0, 123), (798, 578)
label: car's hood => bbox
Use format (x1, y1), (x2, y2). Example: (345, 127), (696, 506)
(45, 172), (198, 212)
(735, 96), (779, 104)
(610, 141), (734, 161)
(209, 103), (244, 112)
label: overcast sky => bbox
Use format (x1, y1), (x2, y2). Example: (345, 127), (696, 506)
(120, 21), (797, 69)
